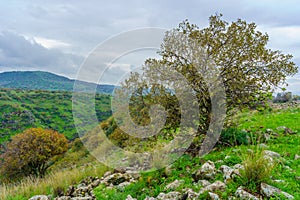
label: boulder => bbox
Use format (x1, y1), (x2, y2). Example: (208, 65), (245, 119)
(235, 186), (260, 200)
(208, 192), (220, 200)
(194, 160), (216, 180)
(29, 195), (50, 200)
(165, 179), (184, 190)
(200, 181), (226, 194)
(125, 195), (137, 200)
(156, 191), (181, 200)
(261, 183), (294, 199)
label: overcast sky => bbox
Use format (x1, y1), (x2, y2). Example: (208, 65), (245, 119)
(0, 0), (299, 94)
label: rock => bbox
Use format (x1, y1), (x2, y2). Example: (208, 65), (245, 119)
(29, 195), (50, 200)
(198, 180), (211, 187)
(235, 186), (260, 200)
(261, 183), (294, 199)
(125, 195), (137, 200)
(194, 160), (216, 180)
(258, 143), (269, 149)
(101, 173), (131, 186)
(208, 192), (220, 200)
(103, 171), (112, 178)
(144, 197), (157, 200)
(200, 181), (226, 193)
(263, 133), (271, 141)
(156, 191), (181, 200)
(220, 165), (234, 183)
(55, 196), (71, 200)
(165, 179), (184, 190)
(294, 154), (300, 160)
(263, 150), (280, 163)
(276, 126), (287, 131)
(283, 127), (295, 135)
(183, 188), (199, 199)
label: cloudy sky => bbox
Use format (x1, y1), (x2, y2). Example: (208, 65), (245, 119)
(0, 0), (299, 94)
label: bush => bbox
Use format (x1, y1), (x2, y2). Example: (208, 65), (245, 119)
(0, 128), (68, 180)
(239, 148), (276, 191)
(218, 128), (249, 147)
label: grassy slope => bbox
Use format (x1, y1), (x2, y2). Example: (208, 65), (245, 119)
(0, 88), (111, 143)
(1, 105), (299, 199)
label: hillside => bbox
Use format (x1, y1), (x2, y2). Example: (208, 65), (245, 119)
(0, 88), (112, 144)
(0, 71), (115, 94)
(1, 104), (299, 199)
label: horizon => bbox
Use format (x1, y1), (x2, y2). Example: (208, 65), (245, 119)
(0, 1), (299, 94)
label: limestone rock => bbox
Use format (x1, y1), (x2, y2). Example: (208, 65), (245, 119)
(165, 179), (184, 190)
(235, 186), (260, 200)
(156, 191), (181, 200)
(200, 181), (226, 194)
(208, 192), (220, 200)
(198, 180), (211, 187)
(29, 195), (50, 200)
(194, 160), (216, 180)
(125, 195), (137, 200)
(261, 183), (294, 199)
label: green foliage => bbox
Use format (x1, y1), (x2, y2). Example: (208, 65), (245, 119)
(218, 128), (249, 147)
(239, 148), (276, 191)
(119, 13), (298, 152)
(0, 71), (115, 94)
(0, 88), (112, 143)
(0, 128), (68, 180)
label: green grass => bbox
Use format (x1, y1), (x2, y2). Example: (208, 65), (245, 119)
(1, 104), (299, 199)
(0, 88), (112, 143)
(237, 107), (300, 133)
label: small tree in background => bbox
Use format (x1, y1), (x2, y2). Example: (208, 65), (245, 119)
(0, 128), (68, 179)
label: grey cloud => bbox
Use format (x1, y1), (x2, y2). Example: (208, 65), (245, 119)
(0, 31), (83, 77)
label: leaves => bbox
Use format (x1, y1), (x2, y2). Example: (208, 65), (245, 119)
(0, 128), (68, 180)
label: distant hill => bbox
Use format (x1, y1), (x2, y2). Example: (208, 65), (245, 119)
(0, 88), (112, 144)
(0, 71), (115, 94)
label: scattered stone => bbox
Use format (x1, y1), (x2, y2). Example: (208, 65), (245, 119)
(235, 186), (260, 200)
(264, 150), (280, 161)
(225, 155), (231, 160)
(165, 179), (184, 190)
(283, 127), (295, 135)
(156, 191), (181, 200)
(126, 195), (137, 200)
(220, 165), (234, 183)
(183, 188), (199, 199)
(261, 183), (294, 199)
(29, 195), (50, 200)
(276, 126), (287, 131)
(194, 160), (216, 180)
(198, 179), (211, 187)
(200, 181), (226, 194)
(144, 197), (157, 200)
(208, 192), (220, 200)
(294, 154), (300, 160)
(258, 143), (269, 149)
(103, 171), (112, 178)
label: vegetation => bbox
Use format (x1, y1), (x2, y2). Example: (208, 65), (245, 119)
(118, 14), (298, 153)
(0, 71), (115, 94)
(1, 128), (68, 179)
(239, 148), (276, 191)
(0, 88), (111, 144)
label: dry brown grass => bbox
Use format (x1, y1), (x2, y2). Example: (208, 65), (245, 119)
(0, 163), (108, 200)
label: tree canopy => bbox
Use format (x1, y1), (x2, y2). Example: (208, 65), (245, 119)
(114, 14), (298, 153)
(1, 128), (68, 179)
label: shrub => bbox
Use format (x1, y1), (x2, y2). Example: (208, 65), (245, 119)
(0, 128), (68, 180)
(218, 128), (249, 147)
(239, 148), (276, 191)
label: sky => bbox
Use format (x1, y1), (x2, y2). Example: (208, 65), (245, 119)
(0, 0), (299, 94)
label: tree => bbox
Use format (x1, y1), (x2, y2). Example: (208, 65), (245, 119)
(0, 128), (68, 179)
(116, 14), (298, 152)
